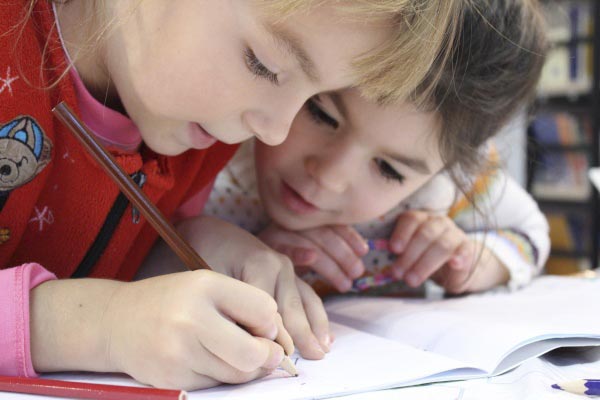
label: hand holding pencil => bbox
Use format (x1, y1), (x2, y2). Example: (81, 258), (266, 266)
(27, 103), (301, 393)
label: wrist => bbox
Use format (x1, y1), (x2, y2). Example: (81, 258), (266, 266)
(30, 279), (125, 373)
(467, 247), (510, 292)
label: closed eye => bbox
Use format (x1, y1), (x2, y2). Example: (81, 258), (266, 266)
(306, 98), (339, 129)
(244, 48), (279, 85)
(375, 158), (404, 184)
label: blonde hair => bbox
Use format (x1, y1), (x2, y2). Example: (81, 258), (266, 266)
(266, 0), (464, 105)
(21, 0), (463, 105)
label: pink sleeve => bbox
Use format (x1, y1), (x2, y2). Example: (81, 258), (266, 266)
(0, 263), (57, 377)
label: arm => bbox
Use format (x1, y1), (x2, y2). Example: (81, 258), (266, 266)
(448, 167), (550, 290)
(29, 268), (292, 390)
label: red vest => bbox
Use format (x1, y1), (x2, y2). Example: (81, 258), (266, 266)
(0, 1), (238, 280)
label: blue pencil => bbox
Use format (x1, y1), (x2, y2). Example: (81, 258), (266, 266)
(551, 379), (600, 396)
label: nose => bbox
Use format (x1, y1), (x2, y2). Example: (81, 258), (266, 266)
(305, 144), (357, 194)
(241, 95), (305, 146)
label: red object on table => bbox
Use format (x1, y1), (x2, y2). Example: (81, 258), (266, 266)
(0, 375), (187, 400)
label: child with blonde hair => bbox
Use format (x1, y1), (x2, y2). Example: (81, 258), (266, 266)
(0, 0), (462, 390)
(204, 0), (550, 297)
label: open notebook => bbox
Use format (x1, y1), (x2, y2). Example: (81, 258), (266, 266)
(22, 275), (600, 400)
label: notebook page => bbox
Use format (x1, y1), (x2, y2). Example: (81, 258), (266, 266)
(326, 276), (600, 373)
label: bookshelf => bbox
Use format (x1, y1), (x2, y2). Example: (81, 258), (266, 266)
(527, 0), (600, 273)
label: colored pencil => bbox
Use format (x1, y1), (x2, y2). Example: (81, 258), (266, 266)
(52, 102), (297, 377)
(367, 238), (391, 252)
(552, 379), (600, 396)
(0, 375), (186, 400)
(353, 239), (395, 291)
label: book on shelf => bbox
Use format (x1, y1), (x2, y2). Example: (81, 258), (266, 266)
(538, 1), (593, 97)
(547, 212), (587, 252)
(529, 112), (591, 200)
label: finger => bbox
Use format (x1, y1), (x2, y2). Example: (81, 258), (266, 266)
(304, 228), (365, 279)
(279, 246), (318, 267)
(331, 225), (369, 256)
(200, 307), (283, 373)
(393, 216), (447, 279)
(307, 253), (353, 292)
(269, 239), (319, 267)
(184, 342), (273, 388)
(210, 274), (280, 341)
(295, 277), (331, 353)
(442, 242), (479, 293)
(390, 211), (429, 253)
(275, 266), (325, 360)
(403, 228), (463, 287)
(274, 312), (295, 356)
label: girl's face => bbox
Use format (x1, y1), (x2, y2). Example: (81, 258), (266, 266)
(82, 1), (390, 155)
(255, 89), (445, 231)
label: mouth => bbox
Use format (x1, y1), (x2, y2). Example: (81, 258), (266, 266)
(188, 122), (217, 149)
(280, 181), (320, 215)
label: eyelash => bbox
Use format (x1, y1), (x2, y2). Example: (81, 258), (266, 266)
(244, 48), (279, 85)
(306, 98), (339, 129)
(375, 159), (405, 184)
(307, 99), (404, 184)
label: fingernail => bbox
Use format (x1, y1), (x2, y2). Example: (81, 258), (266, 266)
(406, 272), (420, 287)
(360, 240), (369, 255)
(394, 268), (404, 279)
(391, 240), (404, 253)
(351, 261), (364, 278)
(320, 334), (331, 353)
(267, 324), (278, 341)
(265, 349), (284, 370)
(339, 279), (352, 292)
(311, 337), (326, 357)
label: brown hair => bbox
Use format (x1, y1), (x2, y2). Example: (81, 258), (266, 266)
(422, 0), (547, 186)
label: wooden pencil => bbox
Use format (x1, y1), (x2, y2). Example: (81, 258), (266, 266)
(0, 375), (186, 400)
(52, 101), (298, 378)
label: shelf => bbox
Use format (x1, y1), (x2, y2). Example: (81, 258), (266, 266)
(533, 143), (590, 152)
(536, 93), (593, 107)
(550, 249), (590, 258)
(536, 198), (592, 209)
(553, 36), (594, 46)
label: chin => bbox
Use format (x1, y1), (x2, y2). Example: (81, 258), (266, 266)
(271, 212), (322, 232)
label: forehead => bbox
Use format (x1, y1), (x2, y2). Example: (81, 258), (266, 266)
(339, 89), (440, 141)
(341, 89), (444, 167)
(257, 3), (392, 89)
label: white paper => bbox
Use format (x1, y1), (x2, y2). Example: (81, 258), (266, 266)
(6, 276), (600, 400)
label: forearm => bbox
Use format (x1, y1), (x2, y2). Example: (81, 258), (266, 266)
(30, 278), (124, 373)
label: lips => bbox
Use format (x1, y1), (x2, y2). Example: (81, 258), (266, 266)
(188, 122), (217, 149)
(280, 181), (319, 214)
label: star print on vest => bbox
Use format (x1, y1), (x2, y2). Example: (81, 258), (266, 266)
(0, 116), (53, 212)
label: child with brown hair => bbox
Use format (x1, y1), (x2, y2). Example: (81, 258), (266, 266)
(203, 0), (550, 296)
(0, 0), (463, 390)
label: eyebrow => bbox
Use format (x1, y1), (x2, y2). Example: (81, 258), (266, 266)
(265, 24), (320, 83)
(387, 153), (431, 175)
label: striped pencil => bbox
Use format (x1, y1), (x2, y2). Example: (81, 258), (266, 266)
(0, 375), (186, 400)
(552, 379), (600, 396)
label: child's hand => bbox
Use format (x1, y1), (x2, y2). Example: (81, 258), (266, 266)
(30, 273), (291, 391)
(178, 216), (330, 360)
(108, 271), (292, 389)
(259, 223), (368, 292)
(390, 210), (509, 293)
